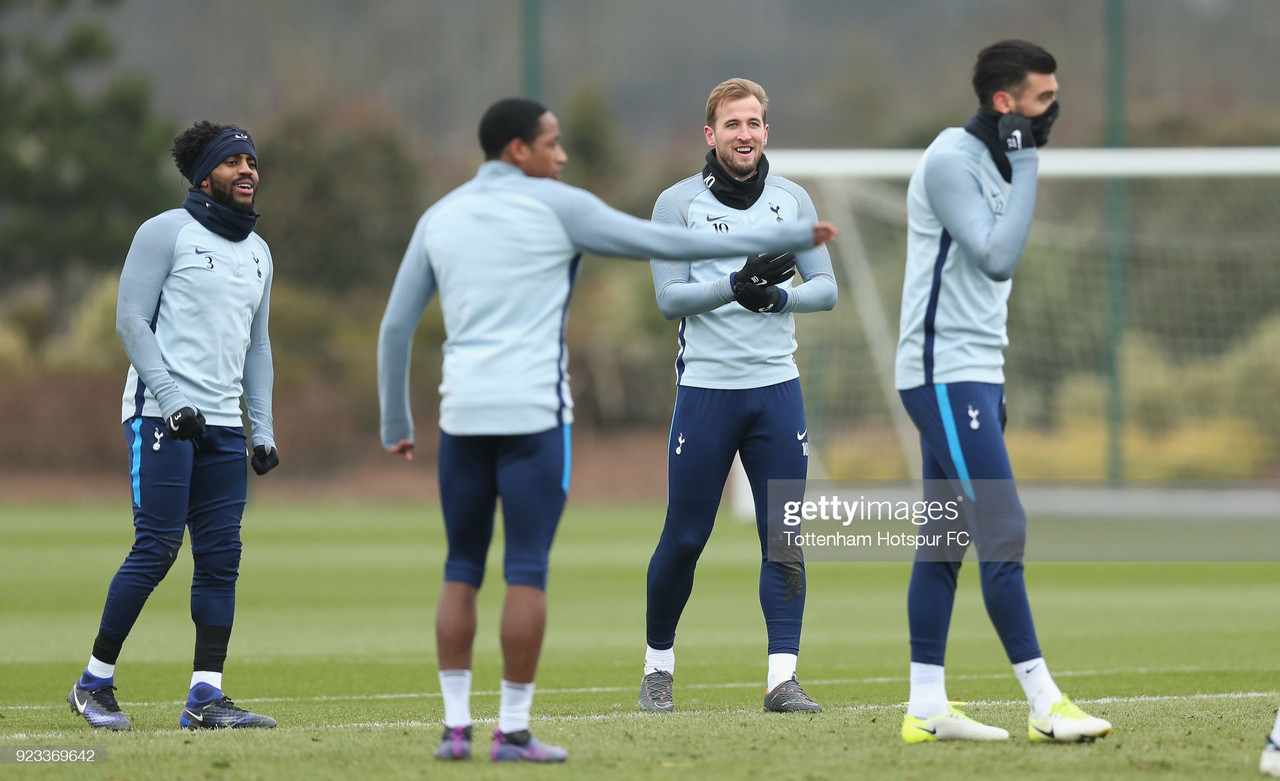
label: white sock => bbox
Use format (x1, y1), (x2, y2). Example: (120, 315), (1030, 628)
(190, 671), (223, 691)
(767, 653), (798, 692)
(86, 656), (114, 680)
(644, 645), (675, 676)
(498, 680), (534, 734)
(438, 670), (472, 729)
(1271, 706), (1280, 745)
(1013, 657), (1062, 719)
(907, 662), (948, 719)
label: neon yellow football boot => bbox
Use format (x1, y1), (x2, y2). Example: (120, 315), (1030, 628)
(1028, 696), (1112, 743)
(902, 705), (1010, 743)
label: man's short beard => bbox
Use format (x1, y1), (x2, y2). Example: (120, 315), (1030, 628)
(718, 149), (757, 179)
(212, 180), (256, 214)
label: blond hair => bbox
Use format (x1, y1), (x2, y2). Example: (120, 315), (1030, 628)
(705, 78), (768, 127)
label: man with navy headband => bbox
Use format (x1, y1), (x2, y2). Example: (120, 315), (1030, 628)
(67, 121), (278, 731)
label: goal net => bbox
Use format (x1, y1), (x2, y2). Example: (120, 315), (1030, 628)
(769, 147), (1280, 483)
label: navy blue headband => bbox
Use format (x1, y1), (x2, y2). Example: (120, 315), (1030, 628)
(185, 128), (256, 186)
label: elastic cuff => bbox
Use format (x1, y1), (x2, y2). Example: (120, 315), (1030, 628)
(719, 273), (737, 303)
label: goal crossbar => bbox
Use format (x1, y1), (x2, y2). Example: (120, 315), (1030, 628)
(768, 147), (1280, 179)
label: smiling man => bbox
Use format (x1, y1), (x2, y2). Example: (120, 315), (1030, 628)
(638, 78), (837, 715)
(67, 122), (279, 732)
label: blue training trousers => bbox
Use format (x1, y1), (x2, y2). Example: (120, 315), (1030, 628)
(899, 382), (1041, 666)
(98, 419), (246, 643)
(438, 425), (569, 591)
(646, 379), (809, 655)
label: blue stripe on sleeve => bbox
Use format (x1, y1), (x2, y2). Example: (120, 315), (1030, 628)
(935, 383), (974, 500)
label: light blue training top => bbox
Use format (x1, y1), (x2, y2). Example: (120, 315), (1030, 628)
(377, 160), (821, 445)
(650, 173), (837, 389)
(116, 208), (275, 448)
(895, 127), (1039, 389)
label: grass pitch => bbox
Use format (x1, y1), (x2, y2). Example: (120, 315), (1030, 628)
(2, 498), (1277, 779)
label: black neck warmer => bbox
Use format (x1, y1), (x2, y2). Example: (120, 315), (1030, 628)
(963, 108), (1013, 184)
(964, 102), (1061, 184)
(183, 188), (260, 242)
(701, 149), (769, 209)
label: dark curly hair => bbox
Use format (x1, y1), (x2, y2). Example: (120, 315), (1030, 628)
(170, 120), (255, 179)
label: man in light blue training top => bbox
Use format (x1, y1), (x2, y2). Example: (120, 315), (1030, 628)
(68, 121), (279, 732)
(377, 97), (836, 764)
(638, 78), (836, 715)
(894, 40), (1111, 744)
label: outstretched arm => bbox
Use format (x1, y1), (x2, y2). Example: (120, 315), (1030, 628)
(544, 184), (825, 262)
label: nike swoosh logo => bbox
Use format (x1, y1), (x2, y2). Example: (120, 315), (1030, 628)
(1022, 664), (1041, 675)
(1032, 725), (1054, 739)
(73, 690), (88, 713)
(194, 247), (213, 255)
(915, 725), (937, 735)
(705, 214), (728, 222)
(797, 429), (807, 440)
(184, 709), (203, 722)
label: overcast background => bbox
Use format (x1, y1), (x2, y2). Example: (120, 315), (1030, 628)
(93, 0), (1280, 158)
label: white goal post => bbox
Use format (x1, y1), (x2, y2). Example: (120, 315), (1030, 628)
(768, 147), (1280, 179)
(729, 147), (1280, 518)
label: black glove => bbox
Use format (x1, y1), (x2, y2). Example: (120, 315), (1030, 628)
(251, 445), (279, 476)
(738, 251), (796, 287)
(733, 281), (785, 313)
(997, 111), (1035, 152)
(166, 407), (205, 441)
